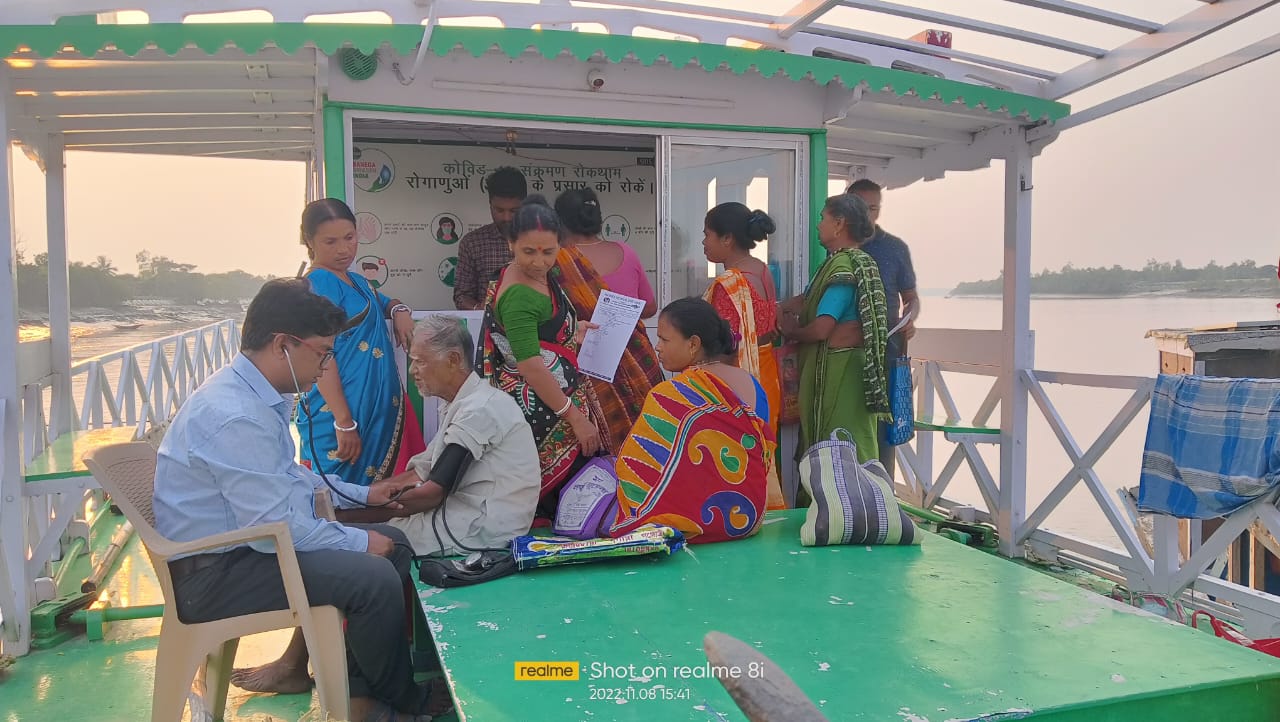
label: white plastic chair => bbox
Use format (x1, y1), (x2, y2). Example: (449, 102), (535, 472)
(84, 442), (349, 722)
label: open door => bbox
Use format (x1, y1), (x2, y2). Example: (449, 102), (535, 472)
(660, 134), (808, 500)
(660, 136), (807, 305)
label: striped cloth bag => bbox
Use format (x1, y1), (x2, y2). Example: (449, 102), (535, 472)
(799, 431), (919, 546)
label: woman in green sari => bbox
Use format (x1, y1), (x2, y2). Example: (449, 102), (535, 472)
(780, 193), (890, 464)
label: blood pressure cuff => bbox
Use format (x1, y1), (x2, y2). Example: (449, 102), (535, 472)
(425, 443), (474, 493)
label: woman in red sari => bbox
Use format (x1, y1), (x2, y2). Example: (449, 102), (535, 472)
(702, 202), (785, 509)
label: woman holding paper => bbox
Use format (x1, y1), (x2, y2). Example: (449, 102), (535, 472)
(554, 187), (663, 454)
(476, 195), (610, 518)
(779, 193), (890, 466)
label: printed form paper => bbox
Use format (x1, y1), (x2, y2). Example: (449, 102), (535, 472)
(578, 290), (645, 383)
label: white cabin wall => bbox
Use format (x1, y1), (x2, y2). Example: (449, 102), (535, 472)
(327, 51), (827, 130)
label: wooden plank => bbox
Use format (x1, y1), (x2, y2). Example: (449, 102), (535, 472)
(703, 632), (828, 722)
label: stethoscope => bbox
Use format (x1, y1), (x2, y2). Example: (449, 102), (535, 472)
(284, 346), (410, 509)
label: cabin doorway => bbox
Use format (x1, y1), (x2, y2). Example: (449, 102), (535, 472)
(343, 115), (808, 317)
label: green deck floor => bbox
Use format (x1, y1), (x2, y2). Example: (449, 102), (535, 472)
(417, 511), (1280, 721)
(5, 511), (1280, 721)
(1, 531), (458, 722)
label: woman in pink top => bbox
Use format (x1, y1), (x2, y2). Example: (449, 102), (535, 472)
(555, 188), (657, 317)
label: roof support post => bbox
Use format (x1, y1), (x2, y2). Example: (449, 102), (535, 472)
(0, 65), (32, 657)
(999, 132), (1033, 558)
(312, 48), (328, 204)
(322, 102), (346, 201)
(44, 135), (74, 441)
(808, 130), (828, 278)
(777, 0), (843, 39)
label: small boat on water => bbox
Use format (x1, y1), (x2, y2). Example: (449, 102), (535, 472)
(111, 323), (142, 331)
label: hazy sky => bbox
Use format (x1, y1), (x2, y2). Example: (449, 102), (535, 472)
(9, 0), (1279, 289)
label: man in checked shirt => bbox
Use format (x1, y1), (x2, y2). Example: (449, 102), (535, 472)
(453, 166), (528, 310)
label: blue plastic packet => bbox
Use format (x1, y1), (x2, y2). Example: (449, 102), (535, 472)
(510, 524), (686, 571)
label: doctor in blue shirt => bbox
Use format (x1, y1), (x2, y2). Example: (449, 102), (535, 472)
(154, 278), (448, 720)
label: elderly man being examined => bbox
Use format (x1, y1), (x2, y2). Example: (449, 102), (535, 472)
(337, 314), (541, 555)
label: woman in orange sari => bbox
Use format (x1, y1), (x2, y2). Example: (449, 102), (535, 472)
(702, 202), (784, 509)
(554, 188), (664, 452)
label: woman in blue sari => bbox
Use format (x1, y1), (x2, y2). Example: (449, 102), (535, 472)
(297, 198), (425, 484)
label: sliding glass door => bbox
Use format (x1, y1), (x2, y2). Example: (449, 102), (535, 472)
(660, 136), (808, 306)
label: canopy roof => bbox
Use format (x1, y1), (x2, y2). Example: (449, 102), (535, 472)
(0, 1), (1274, 178)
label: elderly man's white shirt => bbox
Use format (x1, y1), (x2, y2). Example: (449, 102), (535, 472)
(389, 373), (539, 555)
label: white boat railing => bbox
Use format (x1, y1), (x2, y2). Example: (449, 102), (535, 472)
(897, 329), (1280, 638)
(19, 320), (240, 464)
(1, 320), (240, 655)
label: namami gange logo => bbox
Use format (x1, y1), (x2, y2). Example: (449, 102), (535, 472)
(352, 146), (395, 193)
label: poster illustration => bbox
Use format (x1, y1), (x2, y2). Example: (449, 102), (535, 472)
(351, 142), (658, 310)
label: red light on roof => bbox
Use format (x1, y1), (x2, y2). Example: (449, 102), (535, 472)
(909, 29), (952, 49)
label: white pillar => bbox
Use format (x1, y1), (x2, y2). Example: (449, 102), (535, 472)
(45, 135), (73, 439)
(0, 66), (32, 655)
(998, 136), (1033, 558)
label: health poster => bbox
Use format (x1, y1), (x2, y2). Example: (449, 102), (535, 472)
(350, 142), (658, 310)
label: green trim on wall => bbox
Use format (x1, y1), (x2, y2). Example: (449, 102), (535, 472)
(809, 132), (829, 277)
(322, 102), (345, 201)
(0, 24), (1068, 122)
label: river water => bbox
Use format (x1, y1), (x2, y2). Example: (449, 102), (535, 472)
(919, 294), (1277, 548)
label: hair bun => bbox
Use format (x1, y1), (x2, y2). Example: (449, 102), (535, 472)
(718, 318), (738, 355)
(746, 209), (777, 241)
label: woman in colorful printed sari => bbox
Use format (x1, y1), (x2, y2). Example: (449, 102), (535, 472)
(477, 195), (609, 519)
(702, 202), (785, 509)
(610, 298), (774, 544)
(296, 198), (426, 484)
(780, 193), (890, 465)
(554, 188), (664, 453)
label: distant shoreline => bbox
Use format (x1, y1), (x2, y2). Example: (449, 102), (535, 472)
(947, 289), (1278, 300)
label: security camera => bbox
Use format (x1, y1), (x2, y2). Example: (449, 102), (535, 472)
(587, 69), (606, 91)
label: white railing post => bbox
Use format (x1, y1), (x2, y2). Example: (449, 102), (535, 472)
(119, 353), (137, 426)
(0, 64), (33, 656)
(44, 134), (74, 441)
(998, 134), (1033, 558)
(916, 362), (935, 499)
(175, 333), (189, 404)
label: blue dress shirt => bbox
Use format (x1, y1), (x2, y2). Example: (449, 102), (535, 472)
(154, 353), (371, 557)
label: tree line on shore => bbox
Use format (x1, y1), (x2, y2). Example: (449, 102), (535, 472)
(16, 248), (274, 310)
(952, 259), (1278, 295)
